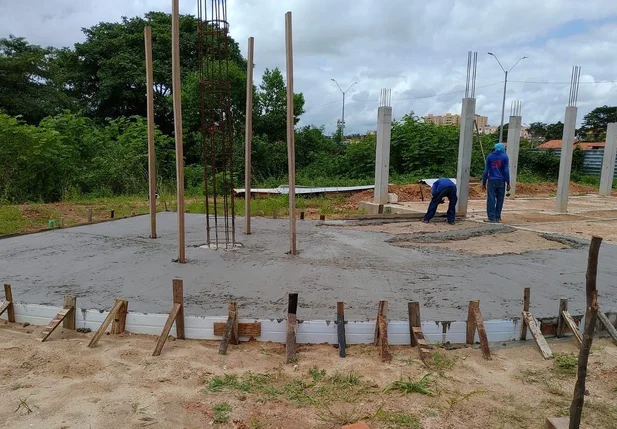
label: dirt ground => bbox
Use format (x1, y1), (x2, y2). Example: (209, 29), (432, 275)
(1, 322), (616, 429)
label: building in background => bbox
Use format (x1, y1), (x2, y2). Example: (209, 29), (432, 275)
(424, 113), (488, 129)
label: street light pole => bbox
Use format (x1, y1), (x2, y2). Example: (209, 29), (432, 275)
(488, 53), (527, 143)
(331, 79), (358, 138)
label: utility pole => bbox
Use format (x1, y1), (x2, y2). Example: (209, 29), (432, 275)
(331, 79), (358, 138)
(488, 52), (527, 143)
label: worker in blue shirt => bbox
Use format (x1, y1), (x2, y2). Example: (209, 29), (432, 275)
(422, 178), (457, 225)
(482, 142), (511, 223)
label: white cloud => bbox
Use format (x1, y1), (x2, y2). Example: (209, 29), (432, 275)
(1, 0), (617, 133)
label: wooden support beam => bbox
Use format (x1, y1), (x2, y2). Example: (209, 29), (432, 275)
(337, 302), (346, 358)
(244, 36), (254, 235)
(219, 302), (239, 355)
(466, 300), (491, 360)
(0, 301), (11, 318)
(411, 326), (433, 362)
(408, 301), (420, 347)
(597, 312), (617, 346)
(378, 314), (391, 362)
(62, 295), (76, 330)
(545, 417), (570, 429)
(300, 211), (305, 220)
(152, 303), (181, 356)
(172, 279), (185, 339)
(87, 209), (93, 223)
(522, 311), (553, 359)
(466, 300), (477, 345)
(373, 300), (388, 345)
(562, 311), (583, 345)
(3, 283), (15, 323)
(213, 322), (261, 337)
(319, 214), (326, 221)
(111, 299), (128, 334)
(520, 287), (530, 340)
(556, 298), (568, 338)
(285, 11), (297, 255)
(144, 25), (157, 239)
(40, 306), (72, 342)
(286, 293), (298, 363)
(88, 300), (124, 348)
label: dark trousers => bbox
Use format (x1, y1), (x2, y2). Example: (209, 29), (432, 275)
(487, 179), (506, 221)
(423, 186), (457, 223)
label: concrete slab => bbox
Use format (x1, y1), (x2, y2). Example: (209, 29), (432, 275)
(1, 213), (617, 321)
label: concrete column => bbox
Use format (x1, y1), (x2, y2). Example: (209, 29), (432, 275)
(599, 123), (617, 196)
(374, 106), (392, 204)
(455, 97), (476, 215)
(556, 106), (578, 212)
(506, 115), (522, 197)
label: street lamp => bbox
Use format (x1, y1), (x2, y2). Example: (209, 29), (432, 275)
(331, 79), (358, 138)
(488, 52), (528, 143)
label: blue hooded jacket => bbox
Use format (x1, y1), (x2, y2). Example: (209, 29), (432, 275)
(482, 143), (510, 185)
(431, 178), (456, 196)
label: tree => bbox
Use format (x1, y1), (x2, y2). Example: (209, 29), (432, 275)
(253, 67), (305, 142)
(579, 105), (617, 141)
(528, 122), (547, 139)
(545, 122), (564, 140)
(0, 36), (77, 124)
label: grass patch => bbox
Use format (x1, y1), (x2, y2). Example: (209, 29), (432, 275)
(375, 407), (421, 429)
(425, 351), (455, 372)
(213, 402), (232, 423)
(0, 206), (27, 235)
(553, 353), (578, 375)
(384, 374), (433, 396)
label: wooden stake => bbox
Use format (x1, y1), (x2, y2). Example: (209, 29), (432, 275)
(63, 295), (76, 330)
(520, 287), (530, 340)
(562, 310), (583, 345)
(219, 302), (239, 355)
(373, 300), (388, 345)
(88, 300), (124, 348)
(300, 211), (305, 220)
(111, 210), (115, 219)
(40, 306), (73, 342)
(214, 322), (261, 337)
(408, 301), (420, 347)
(111, 299), (128, 334)
(319, 214), (325, 221)
(152, 303), (181, 356)
(556, 298), (568, 338)
(337, 302), (346, 358)
(466, 300), (477, 345)
(172, 279), (185, 339)
(172, 0), (185, 263)
(286, 293), (298, 363)
(285, 11), (297, 255)
(3, 283), (15, 323)
(597, 312), (617, 345)
(60, 217), (65, 228)
(378, 314), (391, 362)
(144, 26), (157, 239)
(522, 311), (553, 359)
(244, 36), (254, 235)
(87, 208), (93, 223)
(411, 326), (433, 362)
(569, 236), (602, 429)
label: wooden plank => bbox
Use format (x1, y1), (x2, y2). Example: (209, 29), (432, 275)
(218, 302), (238, 355)
(4, 284), (15, 323)
(337, 302), (346, 358)
(562, 311), (583, 345)
(244, 36), (254, 235)
(152, 303), (181, 356)
(171, 0), (185, 263)
(520, 287), (530, 340)
(378, 315), (391, 362)
(88, 300), (124, 348)
(597, 311), (617, 346)
(173, 279), (185, 339)
(408, 301), (420, 347)
(0, 300), (11, 317)
(286, 293), (298, 363)
(373, 300), (388, 346)
(285, 11), (297, 255)
(545, 417), (569, 429)
(556, 298), (568, 338)
(523, 311), (553, 359)
(63, 295), (76, 330)
(144, 25), (157, 239)
(111, 299), (128, 334)
(412, 326), (433, 362)
(466, 300), (478, 344)
(473, 306), (491, 360)
(40, 306), (71, 342)
(213, 322), (262, 337)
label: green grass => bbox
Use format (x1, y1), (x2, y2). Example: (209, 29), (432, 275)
(553, 353), (578, 375)
(375, 408), (421, 429)
(425, 351), (455, 372)
(213, 402), (232, 423)
(384, 374), (434, 396)
(0, 206), (26, 235)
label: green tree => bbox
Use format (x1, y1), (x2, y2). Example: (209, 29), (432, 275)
(253, 68), (305, 142)
(579, 105), (617, 141)
(545, 122), (564, 140)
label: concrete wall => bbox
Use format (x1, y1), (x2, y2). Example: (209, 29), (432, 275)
(455, 98), (476, 215)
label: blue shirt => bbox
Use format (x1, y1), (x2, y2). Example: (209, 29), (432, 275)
(431, 178), (456, 196)
(482, 152), (510, 184)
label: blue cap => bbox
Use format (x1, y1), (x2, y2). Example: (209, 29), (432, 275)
(494, 143), (506, 153)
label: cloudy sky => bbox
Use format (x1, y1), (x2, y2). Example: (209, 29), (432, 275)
(2, 0), (617, 134)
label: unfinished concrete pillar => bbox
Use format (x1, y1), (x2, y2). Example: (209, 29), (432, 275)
(506, 115), (522, 197)
(599, 122), (617, 196)
(374, 89), (392, 205)
(556, 106), (578, 212)
(455, 97), (476, 215)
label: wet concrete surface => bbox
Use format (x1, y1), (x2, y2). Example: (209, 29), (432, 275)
(1, 213), (616, 321)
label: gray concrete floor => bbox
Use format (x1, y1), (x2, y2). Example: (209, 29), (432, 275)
(1, 213), (616, 321)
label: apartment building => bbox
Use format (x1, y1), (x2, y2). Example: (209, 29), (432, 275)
(424, 113), (488, 129)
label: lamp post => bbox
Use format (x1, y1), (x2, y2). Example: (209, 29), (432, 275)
(488, 53), (527, 143)
(331, 79), (358, 138)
